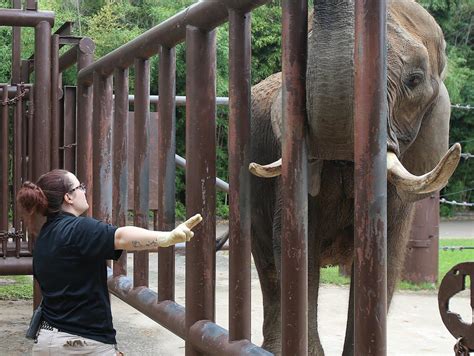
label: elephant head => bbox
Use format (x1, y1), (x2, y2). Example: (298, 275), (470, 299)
(249, 0), (461, 200)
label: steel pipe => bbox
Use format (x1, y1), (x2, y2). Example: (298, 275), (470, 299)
(51, 34), (60, 169)
(11, 0), (21, 84)
(63, 86), (76, 173)
(0, 85), (8, 233)
(13, 85), (23, 230)
(112, 68), (129, 278)
(133, 58), (150, 288)
(354, 0), (388, 355)
(185, 26), (217, 356)
(128, 95), (228, 106)
(174, 154), (228, 192)
(157, 46), (176, 301)
(0, 9), (54, 27)
(228, 9), (252, 342)
(0, 257), (33, 275)
(58, 37), (95, 73)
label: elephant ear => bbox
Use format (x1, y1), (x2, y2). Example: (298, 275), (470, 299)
(399, 82), (451, 202)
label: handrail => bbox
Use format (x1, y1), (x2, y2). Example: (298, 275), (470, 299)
(77, 0), (269, 85)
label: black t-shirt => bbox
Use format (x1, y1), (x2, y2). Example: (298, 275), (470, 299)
(33, 212), (122, 344)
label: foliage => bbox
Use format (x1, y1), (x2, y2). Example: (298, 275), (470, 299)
(0, 275), (33, 300)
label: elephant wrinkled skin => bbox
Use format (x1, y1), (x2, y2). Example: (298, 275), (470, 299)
(249, 0), (460, 355)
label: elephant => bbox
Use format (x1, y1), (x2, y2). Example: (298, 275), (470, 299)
(248, 0), (461, 355)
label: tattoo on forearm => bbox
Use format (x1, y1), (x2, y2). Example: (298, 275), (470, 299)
(131, 239), (160, 249)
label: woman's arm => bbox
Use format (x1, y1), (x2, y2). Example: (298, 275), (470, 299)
(114, 214), (202, 251)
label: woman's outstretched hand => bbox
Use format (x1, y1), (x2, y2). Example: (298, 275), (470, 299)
(161, 214), (203, 247)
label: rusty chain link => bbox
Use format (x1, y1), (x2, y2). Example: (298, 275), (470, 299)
(0, 230), (24, 239)
(455, 338), (471, 356)
(0, 85), (27, 106)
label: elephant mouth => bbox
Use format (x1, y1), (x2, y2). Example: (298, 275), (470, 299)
(249, 143), (461, 195)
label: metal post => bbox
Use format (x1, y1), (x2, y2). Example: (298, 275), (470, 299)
(112, 68), (129, 277)
(11, 0), (21, 85)
(63, 86), (76, 173)
(185, 26), (216, 356)
(281, 1), (308, 354)
(354, 0), (388, 354)
(13, 85), (23, 231)
(51, 34), (60, 169)
(20, 61), (29, 180)
(228, 9), (251, 342)
(76, 51), (94, 215)
(157, 46), (176, 301)
(133, 58), (150, 288)
(92, 73), (113, 223)
(0, 85), (8, 234)
(32, 21), (51, 180)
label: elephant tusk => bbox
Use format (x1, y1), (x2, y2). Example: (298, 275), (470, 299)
(387, 143), (461, 194)
(249, 158), (282, 178)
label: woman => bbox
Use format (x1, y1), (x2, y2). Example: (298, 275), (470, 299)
(17, 169), (202, 355)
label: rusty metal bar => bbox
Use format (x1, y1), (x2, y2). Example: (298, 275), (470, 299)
(58, 37), (95, 73)
(227, 9), (251, 342)
(11, 0), (21, 84)
(0, 86), (30, 98)
(92, 73), (113, 223)
(112, 68), (129, 277)
(133, 58), (150, 288)
(185, 26), (216, 356)
(13, 85), (23, 231)
(76, 50), (94, 215)
(354, 0), (388, 354)
(63, 86), (76, 173)
(175, 155), (228, 192)
(32, 21), (52, 180)
(280, 1), (309, 354)
(26, 86), (33, 183)
(0, 257), (33, 275)
(0, 9), (54, 27)
(77, 0), (270, 85)
(157, 46), (176, 301)
(0, 85), (8, 234)
(188, 320), (272, 355)
(51, 34), (60, 169)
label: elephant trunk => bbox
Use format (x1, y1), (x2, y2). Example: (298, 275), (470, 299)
(306, 0), (355, 161)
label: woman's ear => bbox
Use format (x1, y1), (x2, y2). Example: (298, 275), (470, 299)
(400, 82), (451, 202)
(64, 193), (73, 204)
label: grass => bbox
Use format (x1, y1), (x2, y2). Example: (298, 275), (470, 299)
(320, 238), (474, 291)
(0, 275), (33, 300)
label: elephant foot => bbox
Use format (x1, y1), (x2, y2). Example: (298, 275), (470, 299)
(261, 338), (281, 356)
(309, 342), (325, 356)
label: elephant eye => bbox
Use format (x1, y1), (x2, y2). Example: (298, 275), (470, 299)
(405, 72), (424, 89)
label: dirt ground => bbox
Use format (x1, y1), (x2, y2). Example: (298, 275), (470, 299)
(1, 220), (473, 355)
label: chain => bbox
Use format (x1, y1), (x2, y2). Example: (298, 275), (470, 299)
(451, 104), (474, 110)
(461, 153), (474, 159)
(440, 198), (474, 207)
(1, 86), (27, 106)
(454, 338), (471, 356)
(59, 143), (77, 150)
(0, 230), (24, 239)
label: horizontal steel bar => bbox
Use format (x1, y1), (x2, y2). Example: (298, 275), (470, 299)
(107, 271), (186, 339)
(0, 9), (54, 27)
(188, 320), (271, 355)
(175, 154), (229, 192)
(77, 0), (269, 85)
(58, 37), (95, 72)
(128, 95), (228, 106)
(0, 257), (33, 275)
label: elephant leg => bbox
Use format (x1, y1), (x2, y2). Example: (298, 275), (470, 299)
(342, 263), (354, 356)
(387, 193), (415, 306)
(308, 198), (325, 356)
(251, 224), (282, 354)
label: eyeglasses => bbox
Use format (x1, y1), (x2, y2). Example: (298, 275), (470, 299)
(69, 182), (86, 194)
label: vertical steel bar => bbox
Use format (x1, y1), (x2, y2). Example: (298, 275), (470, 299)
(76, 52), (94, 215)
(20, 61), (29, 181)
(63, 86), (76, 173)
(27, 88), (33, 185)
(354, 0), (388, 355)
(0, 86), (8, 234)
(13, 85), (23, 231)
(113, 68), (129, 277)
(92, 73), (113, 223)
(228, 9), (251, 342)
(133, 58), (150, 288)
(157, 46), (176, 301)
(185, 26), (216, 356)
(32, 21), (51, 180)
(281, 1), (308, 355)
(11, 0), (21, 85)
(50, 34), (60, 169)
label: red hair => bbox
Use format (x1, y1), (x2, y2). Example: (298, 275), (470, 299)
(16, 169), (72, 218)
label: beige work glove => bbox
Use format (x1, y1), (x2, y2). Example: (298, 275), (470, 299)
(159, 214), (203, 247)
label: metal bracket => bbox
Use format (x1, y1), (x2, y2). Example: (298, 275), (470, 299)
(438, 262), (474, 352)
